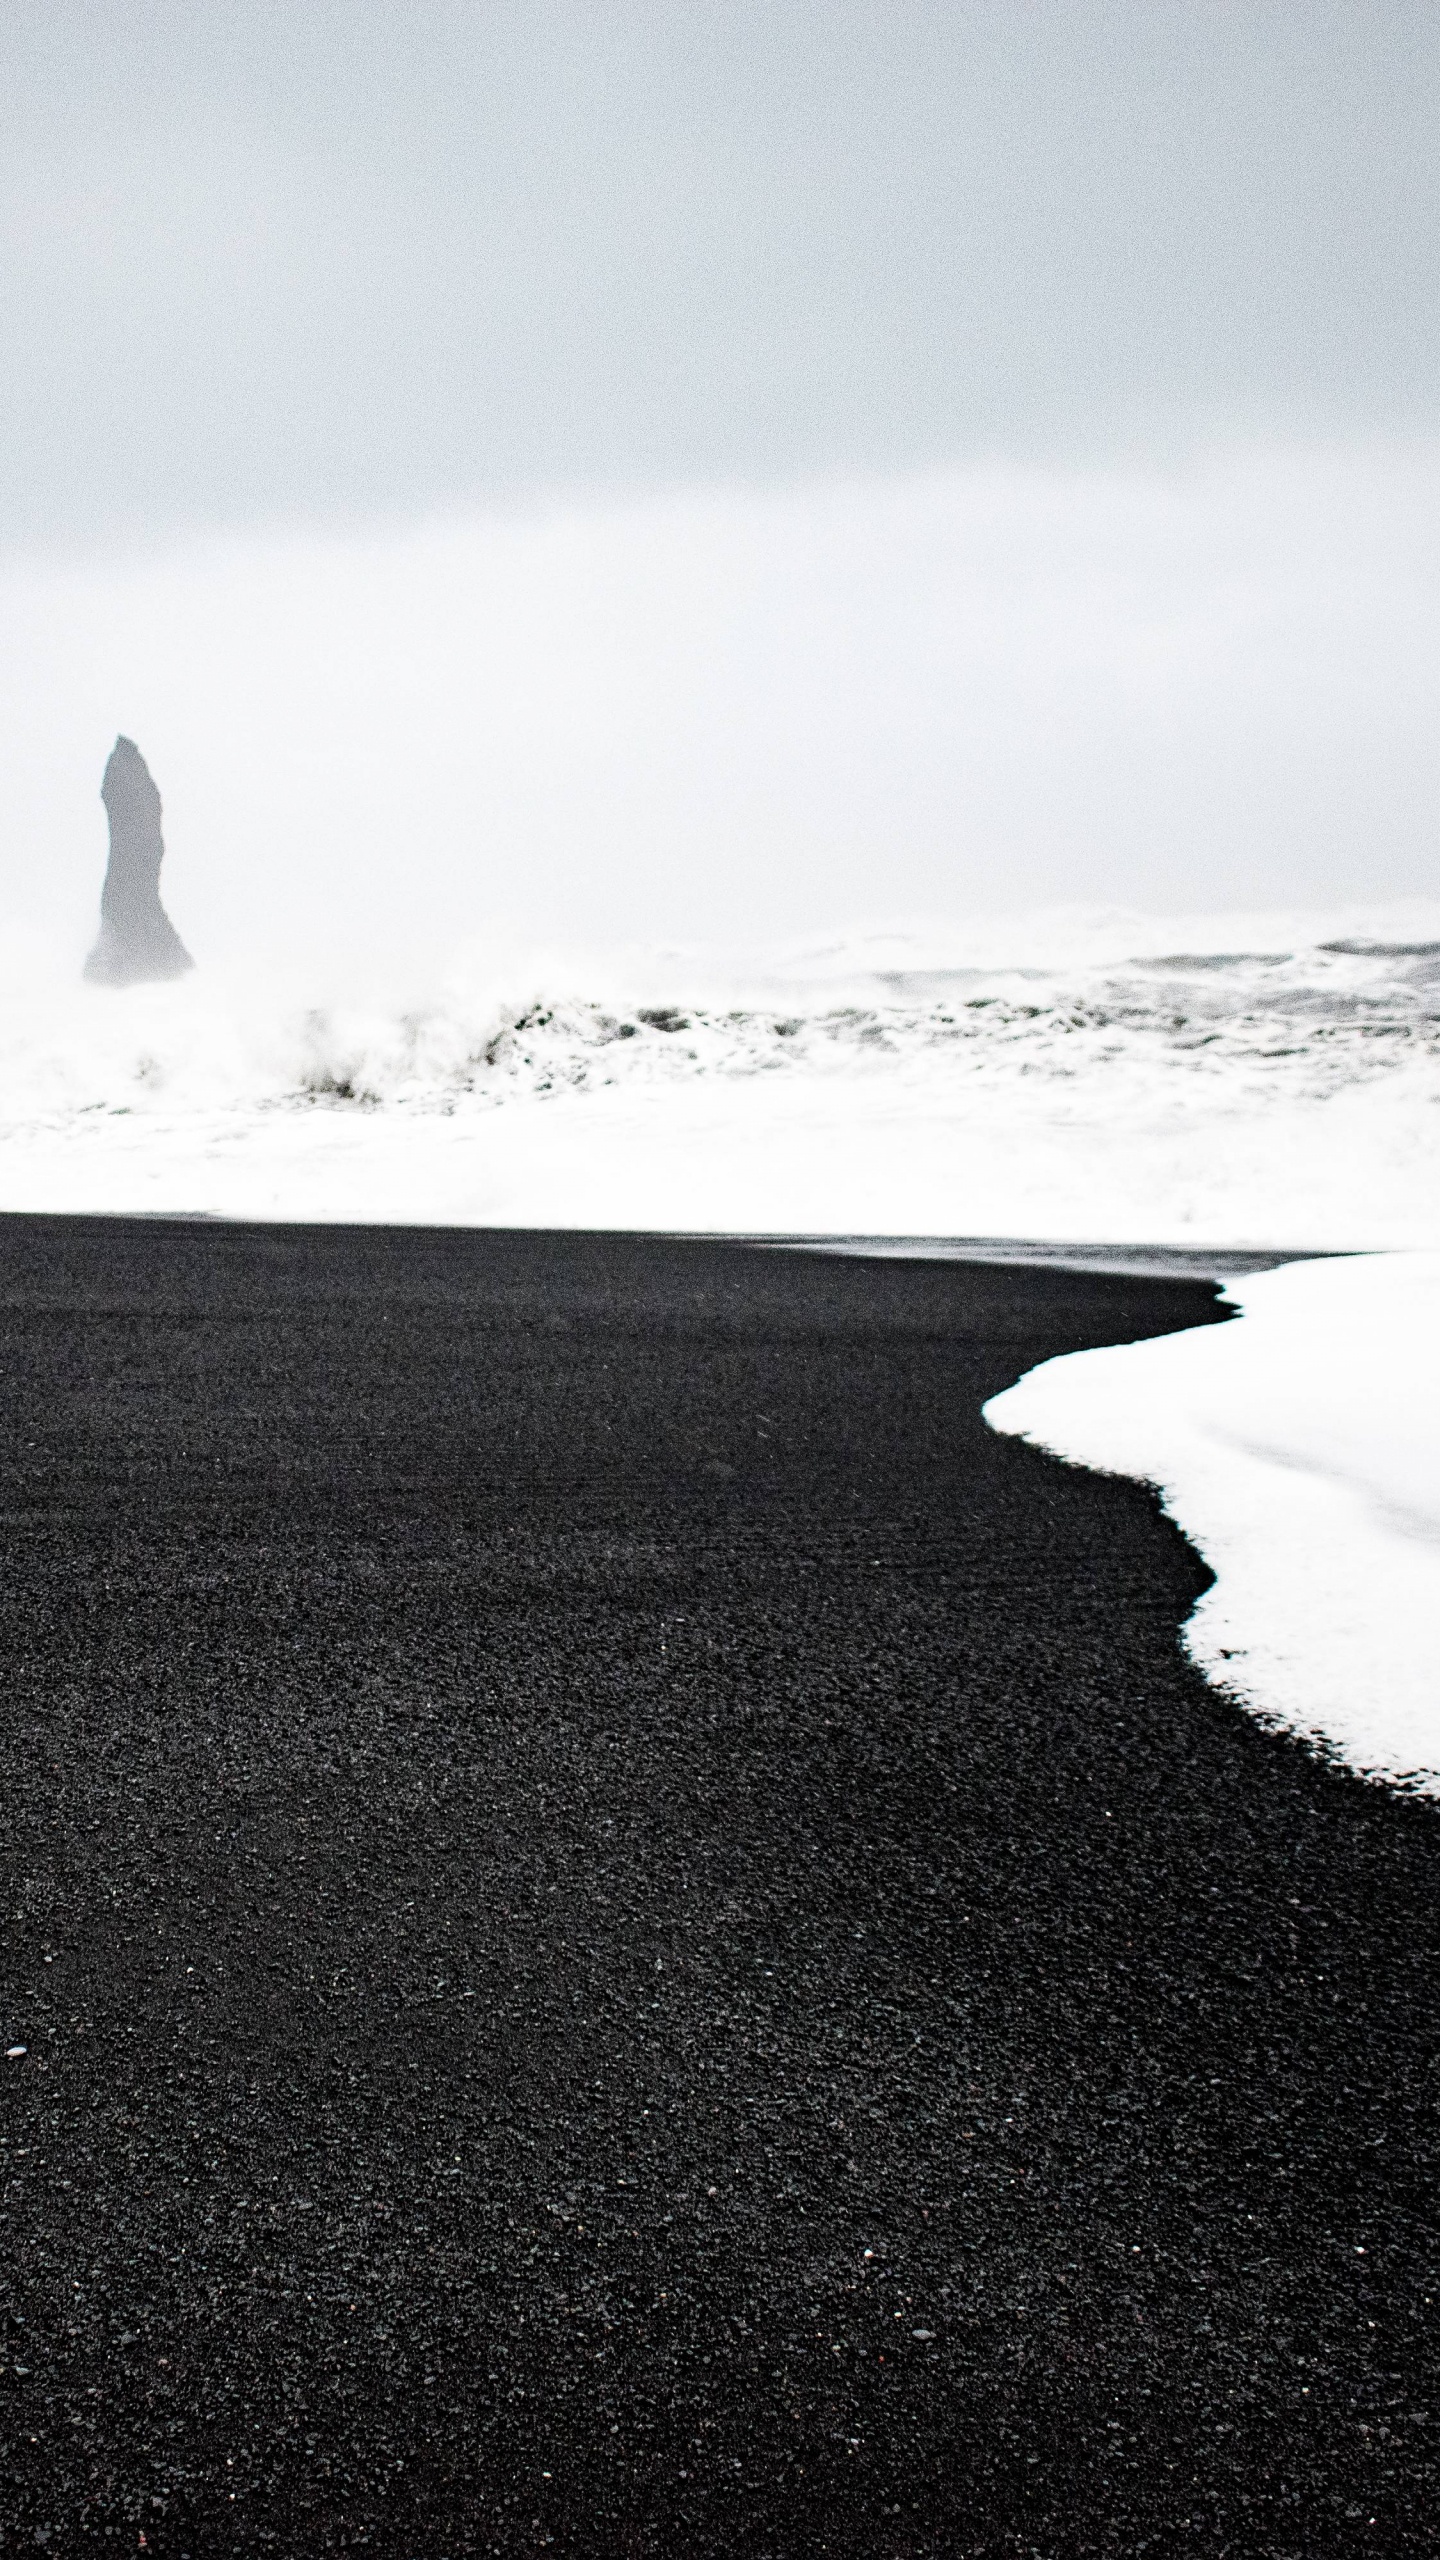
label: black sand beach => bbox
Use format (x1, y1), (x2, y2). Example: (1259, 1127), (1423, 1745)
(2, 1218), (1436, 2557)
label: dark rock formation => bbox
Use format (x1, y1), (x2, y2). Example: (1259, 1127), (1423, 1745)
(84, 736), (194, 987)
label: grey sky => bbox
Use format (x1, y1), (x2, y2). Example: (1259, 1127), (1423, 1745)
(5, 0), (1440, 550)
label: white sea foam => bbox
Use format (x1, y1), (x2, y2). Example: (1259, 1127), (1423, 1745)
(984, 1254), (1440, 1793)
(0, 903), (1436, 1238)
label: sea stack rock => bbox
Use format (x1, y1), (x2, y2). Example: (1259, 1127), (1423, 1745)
(83, 736), (194, 987)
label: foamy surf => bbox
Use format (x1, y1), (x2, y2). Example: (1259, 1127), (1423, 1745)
(0, 906), (1435, 1240)
(985, 1253), (1440, 1795)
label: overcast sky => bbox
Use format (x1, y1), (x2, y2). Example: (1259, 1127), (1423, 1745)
(5, 0), (1440, 547)
(2, 1), (1439, 949)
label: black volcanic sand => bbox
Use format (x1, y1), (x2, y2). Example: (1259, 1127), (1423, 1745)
(1, 1220), (1436, 2559)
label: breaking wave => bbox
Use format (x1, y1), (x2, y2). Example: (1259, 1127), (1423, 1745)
(1, 907), (1437, 1242)
(7, 914), (1440, 1121)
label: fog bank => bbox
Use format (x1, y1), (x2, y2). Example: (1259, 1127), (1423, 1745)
(1, 447), (1437, 973)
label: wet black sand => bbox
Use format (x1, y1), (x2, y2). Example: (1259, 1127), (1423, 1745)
(1, 1218), (1436, 2557)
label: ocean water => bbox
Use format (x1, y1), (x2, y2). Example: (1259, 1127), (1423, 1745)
(1, 904), (1437, 1239)
(987, 1254), (1440, 1794)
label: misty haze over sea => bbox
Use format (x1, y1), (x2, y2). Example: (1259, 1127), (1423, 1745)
(4, 2), (1440, 975)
